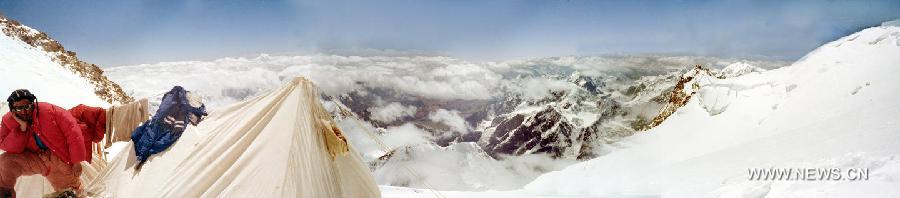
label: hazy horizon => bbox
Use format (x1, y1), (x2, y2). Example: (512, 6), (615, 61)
(1, 0), (899, 67)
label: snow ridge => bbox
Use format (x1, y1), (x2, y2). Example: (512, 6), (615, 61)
(522, 20), (900, 197)
(0, 16), (131, 105)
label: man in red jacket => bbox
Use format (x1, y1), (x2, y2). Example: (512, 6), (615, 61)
(0, 89), (86, 197)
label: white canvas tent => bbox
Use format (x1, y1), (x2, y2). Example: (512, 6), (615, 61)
(79, 77), (380, 197)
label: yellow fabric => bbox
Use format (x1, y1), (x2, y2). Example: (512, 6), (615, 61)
(319, 118), (350, 160)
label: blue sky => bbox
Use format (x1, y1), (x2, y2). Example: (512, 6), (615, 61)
(1, 0), (899, 67)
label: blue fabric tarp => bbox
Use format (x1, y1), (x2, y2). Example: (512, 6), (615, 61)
(131, 86), (207, 168)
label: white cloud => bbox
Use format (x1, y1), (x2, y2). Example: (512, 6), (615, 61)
(107, 53), (786, 192)
(273, 55), (503, 100)
(108, 54), (505, 110)
(373, 143), (579, 191)
(428, 109), (469, 134)
(108, 54), (784, 110)
(369, 102), (418, 123)
(382, 123), (434, 149)
(520, 78), (576, 101)
(335, 117), (433, 161)
(334, 117), (386, 161)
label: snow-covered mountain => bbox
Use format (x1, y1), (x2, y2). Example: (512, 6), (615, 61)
(0, 16), (131, 107)
(106, 53), (786, 190)
(520, 19), (900, 197)
(4, 8), (898, 198)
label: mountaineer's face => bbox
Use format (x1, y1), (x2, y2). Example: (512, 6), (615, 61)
(12, 99), (34, 121)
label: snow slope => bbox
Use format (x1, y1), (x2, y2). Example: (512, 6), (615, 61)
(0, 24), (109, 108)
(520, 21), (900, 197)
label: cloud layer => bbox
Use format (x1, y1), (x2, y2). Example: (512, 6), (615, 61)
(107, 54), (784, 111)
(369, 102), (418, 123)
(107, 53), (788, 190)
(428, 109), (469, 134)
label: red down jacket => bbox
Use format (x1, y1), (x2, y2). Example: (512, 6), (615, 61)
(0, 102), (88, 165)
(69, 104), (107, 163)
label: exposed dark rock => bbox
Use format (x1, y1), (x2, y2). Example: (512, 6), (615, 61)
(649, 65), (721, 128)
(482, 106), (575, 158)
